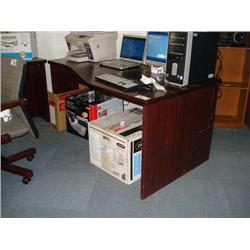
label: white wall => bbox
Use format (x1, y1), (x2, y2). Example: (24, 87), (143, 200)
(36, 32), (69, 91)
(36, 31), (147, 91)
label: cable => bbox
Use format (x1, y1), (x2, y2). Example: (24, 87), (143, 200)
(215, 49), (223, 100)
(215, 49), (223, 80)
(164, 84), (185, 103)
(217, 87), (223, 99)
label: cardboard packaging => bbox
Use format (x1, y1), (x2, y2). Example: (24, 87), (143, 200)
(0, 32), (38, 60)
(66, 91), (124, 139)
(48, 87), (88, 131)
(88, 108), (143, 185)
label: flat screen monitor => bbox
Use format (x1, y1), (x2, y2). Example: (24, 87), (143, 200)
(145, 32), (169, 66)
(120, 35), (146, 62)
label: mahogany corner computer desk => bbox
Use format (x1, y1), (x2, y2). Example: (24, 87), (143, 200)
(48, 58), (218, 200)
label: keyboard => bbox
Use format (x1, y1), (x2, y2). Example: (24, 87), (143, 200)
(95, 73), (139, 91)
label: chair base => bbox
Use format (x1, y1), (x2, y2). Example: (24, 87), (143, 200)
(1, 147), (36, 184)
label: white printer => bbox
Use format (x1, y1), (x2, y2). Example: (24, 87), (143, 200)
(65, 31), (118, 62)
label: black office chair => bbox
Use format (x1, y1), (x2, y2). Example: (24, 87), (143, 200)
(1, 56), (39, 184)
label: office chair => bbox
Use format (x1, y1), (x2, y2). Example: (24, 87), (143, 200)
(1, 56), (39, 184)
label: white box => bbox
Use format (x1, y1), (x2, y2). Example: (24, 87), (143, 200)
(0, 32), (38, 60)
(88, 108), (143, 185)
(97, 98), (124, 118)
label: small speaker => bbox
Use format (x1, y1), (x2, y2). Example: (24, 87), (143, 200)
(218, 32), (247, 47)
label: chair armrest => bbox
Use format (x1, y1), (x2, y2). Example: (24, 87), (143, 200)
(1, 133), (11, 144)
(1, 99), (28, 111)
(1, 134), (11, 144)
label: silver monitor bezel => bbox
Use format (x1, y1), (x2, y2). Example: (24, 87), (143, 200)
(119, 34), (146, 63)
(144, 31), (169, 67)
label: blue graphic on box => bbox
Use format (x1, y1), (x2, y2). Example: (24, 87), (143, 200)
(133, 152), (141, 177)
(0, 52), (33, 60)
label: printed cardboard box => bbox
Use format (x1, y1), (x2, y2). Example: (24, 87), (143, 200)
(66, 92), (124, 139)
(48, 87), (88, 131)
(88, 108), (143, 185)
(0, 32), (38, 60)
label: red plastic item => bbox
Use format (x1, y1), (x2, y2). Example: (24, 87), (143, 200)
(88, 105), (98, 121)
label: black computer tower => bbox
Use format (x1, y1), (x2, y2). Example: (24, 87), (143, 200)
(166, 32), (219, 87)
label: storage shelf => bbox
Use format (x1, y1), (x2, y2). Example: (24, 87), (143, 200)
(214, 115), (244, 128)
(215, 47), (250, 128)
(219, 82), (249, 90)
(219, 46), (250, 50)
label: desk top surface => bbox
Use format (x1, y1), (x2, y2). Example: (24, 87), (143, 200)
(49, 58), (216, 106)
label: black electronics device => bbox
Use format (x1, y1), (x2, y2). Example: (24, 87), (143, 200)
(218, 32), (247, 47)
(65, 90), (110, 139)
(166, 32), (219, 87)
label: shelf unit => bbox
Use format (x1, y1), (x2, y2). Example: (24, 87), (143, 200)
(214, 47), (250, 128)
(246, 86), (250, 128)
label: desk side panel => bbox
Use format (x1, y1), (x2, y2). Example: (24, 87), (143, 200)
(24, 60), (50, 121)
(141, 84), (217, 199)
(141, 97), (185, 199)
(183, 84), (218, 172)
(50, 63), (82, 94)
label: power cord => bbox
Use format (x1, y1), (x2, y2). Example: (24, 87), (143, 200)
(215, 49), (223, 100)
(215, 49), (223, 80)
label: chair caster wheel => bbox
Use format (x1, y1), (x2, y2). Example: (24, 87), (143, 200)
(23, 177), (31, 184)
(27, 155), (34, 161)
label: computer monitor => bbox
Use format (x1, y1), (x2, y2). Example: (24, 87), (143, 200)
(145, 32), (169, 67)
(120, 35), (146, 62)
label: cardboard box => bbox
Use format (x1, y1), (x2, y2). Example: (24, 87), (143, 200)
(48, 87), (88, 131)
(66, 91), (124, 139)
(88, 108), (143, 185)
(0, 32), (38, 60)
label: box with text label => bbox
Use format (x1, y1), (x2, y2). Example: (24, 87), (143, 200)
(88, 108), (143, 185)
(0, 32), (38, 60)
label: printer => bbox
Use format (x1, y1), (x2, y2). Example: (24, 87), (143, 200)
(65, 31), (118, 63)
(1, 35), (18, 48)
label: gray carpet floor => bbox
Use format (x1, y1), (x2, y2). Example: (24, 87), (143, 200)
(1, 118), (250, 218)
